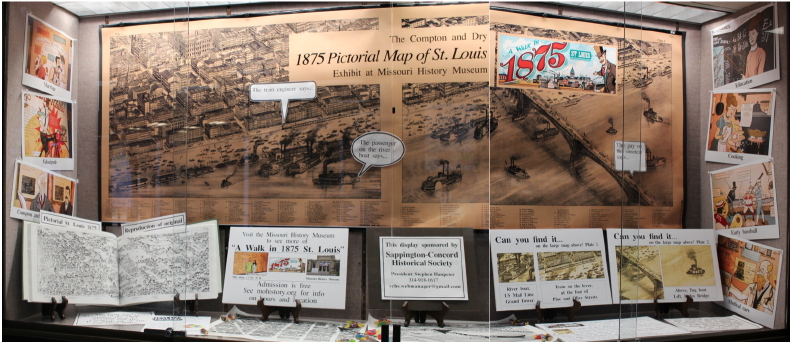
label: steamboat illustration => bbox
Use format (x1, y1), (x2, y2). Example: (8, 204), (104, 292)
(505, 156), (530, 179)
(421, 159), (463, 192)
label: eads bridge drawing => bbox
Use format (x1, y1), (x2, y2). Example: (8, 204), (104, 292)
(614, 248), (665, 299)
(506, 88), (656, 206)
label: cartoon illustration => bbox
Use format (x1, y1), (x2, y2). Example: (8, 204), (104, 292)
(710, 161), (776, 232)
(706, 91), (774, 159)
(593, 46), (616, 94)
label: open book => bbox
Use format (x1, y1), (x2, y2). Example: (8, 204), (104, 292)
(23, 220), (221, 306)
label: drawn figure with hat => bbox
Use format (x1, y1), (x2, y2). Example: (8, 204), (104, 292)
(714, 198), (728, 229)
(743, 13), (766, 79)
(592, 46), (616, 94)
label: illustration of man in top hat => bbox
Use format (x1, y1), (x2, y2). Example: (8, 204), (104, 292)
(592, 46), (616, 94)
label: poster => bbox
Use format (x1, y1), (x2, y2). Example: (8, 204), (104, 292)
(379, 236), (468, 300)
(716, 235), (782, 328)
(100, 4), (495, 228)
(22, 92), (74, 170)
(10, 159), (77, 222)
(607, 229), (723, 304)
(489, 10), (685, 229)
(712, 4), (779, 90)
(705, 89), (775, 164)
(222, 227), (348, 309)
(489, 229), (611, 310)
(22, 14), (74, 99)
(709, 159), (778, 240)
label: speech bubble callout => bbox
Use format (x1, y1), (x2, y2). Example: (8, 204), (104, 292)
(613, 141), (647, 176)
(250, 81), (317, 124)
(351, 132), (405, 177)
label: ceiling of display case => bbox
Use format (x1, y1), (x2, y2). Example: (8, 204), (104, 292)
(52, 1), (753, 24)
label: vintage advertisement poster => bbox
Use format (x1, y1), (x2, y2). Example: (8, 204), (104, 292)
(607, 229), (723, 304)
(100, 4), (494, 228)
(379, 236), (468, 300)
(712, 4), (779, 91)
(489, 229), (611, 311)
(716, 235), (782, 328)
(223, 227), (349, 309)
(489, 10), (685, 229)
(705, 89), (775, 164)
(709, 159), (778, 240)
(23, 14), (74, 99)
(11, 159), (77, 222)
(22, 91), (74, 170)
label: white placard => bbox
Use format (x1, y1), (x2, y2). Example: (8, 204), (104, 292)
(614, 141), (646, 175)
(607, 229), (723, 304)
(709, 159), (778, 239)
(249, 81), (317, 124)
(537, 317), (690, 342)
(142, 316), (212, 335)
(73, 311), (154, 326)
(380, 236), (468, 300)
(222, 227), (348, 309)
(351, 131), (406, 177)
(121, 213), (186, 234)
(490, 229), (611, 310)
(664, 315), (762, 333)
(40, 210), (100, 230)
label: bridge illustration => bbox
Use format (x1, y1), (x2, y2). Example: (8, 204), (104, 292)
(504, 88), (656, 206)
(615, 247), (664, 299)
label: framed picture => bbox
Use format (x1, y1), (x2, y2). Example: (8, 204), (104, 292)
(22, 91), (75, 170)
(10, 159), (78, 222)
(705, 89), (775, 164)
(22, 14), (75, 99)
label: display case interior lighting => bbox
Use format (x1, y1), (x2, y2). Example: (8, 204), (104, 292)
(52, 1), (258, 17)
(555, 1), (730, 24)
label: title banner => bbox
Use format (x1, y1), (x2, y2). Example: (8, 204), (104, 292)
(380, 236), (468, 300)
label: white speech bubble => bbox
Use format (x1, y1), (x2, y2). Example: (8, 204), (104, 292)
(351, 131), (406, 177)
(250, 81), (317, 124)
(613, 141), (646, 176)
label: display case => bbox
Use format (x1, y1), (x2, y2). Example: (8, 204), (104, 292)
(3, 1), (788, 341)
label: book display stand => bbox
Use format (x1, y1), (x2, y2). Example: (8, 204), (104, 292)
(535, 299), (582, 323)
(402, 301), (451, 328)
(173, 293), (199, 316)
(257, 298), (302, 323)
(41, 296), (68, 321)
(654, 295), (694, 319)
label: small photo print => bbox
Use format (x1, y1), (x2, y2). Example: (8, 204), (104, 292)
(537, 251), (605, 281)
(497, 253), (535, 283)
(233, 252), (268, 275)
(306, 255), (341, 276)
(268, 257), (306, 273)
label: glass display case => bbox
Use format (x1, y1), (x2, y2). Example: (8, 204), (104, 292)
(3, 1), (788, 341)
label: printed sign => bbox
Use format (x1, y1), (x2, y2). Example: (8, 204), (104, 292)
(380, 236), (468, 300)
(223, 227), (348, 309)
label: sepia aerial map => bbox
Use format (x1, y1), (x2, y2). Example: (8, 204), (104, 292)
(497, 252), (535, 283)
(537, 251), (605, 281)
(616, 245), (664, 301)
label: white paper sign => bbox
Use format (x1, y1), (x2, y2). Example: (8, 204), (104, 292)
(73, 311), (154, 326)
(664, 315), (762, 333)
(614, 141), (646, 175)
(142, 315), (212, 335)
(380, 236), (468, 300)
(121, 213), (186, 234)
(607, 229), (723, 304)
(537, 317), (690, 342)
(249, 81), (317, 124)
(490, 229), (611, 310)
(223, 227), (348, 309)
(40, 210), (100, 230)
(351, 131), (405, 177)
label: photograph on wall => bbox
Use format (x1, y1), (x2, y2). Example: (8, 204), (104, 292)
(712, 4), (779, 90)
(489, 10), (685, 229)
(11, 159), (77, 222)
(716, 235), (782, 328)
(497, 34), (619, 94)
(607, 229), (722, 304)
(709, 159), (778, 240)
(705, 89), (775, 164)
(22, 91), (74, 170)
(22, 14), (74, 99)
(490, 229), (612, 311)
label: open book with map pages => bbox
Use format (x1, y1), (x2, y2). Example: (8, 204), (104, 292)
(22, 220), (221, 306)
